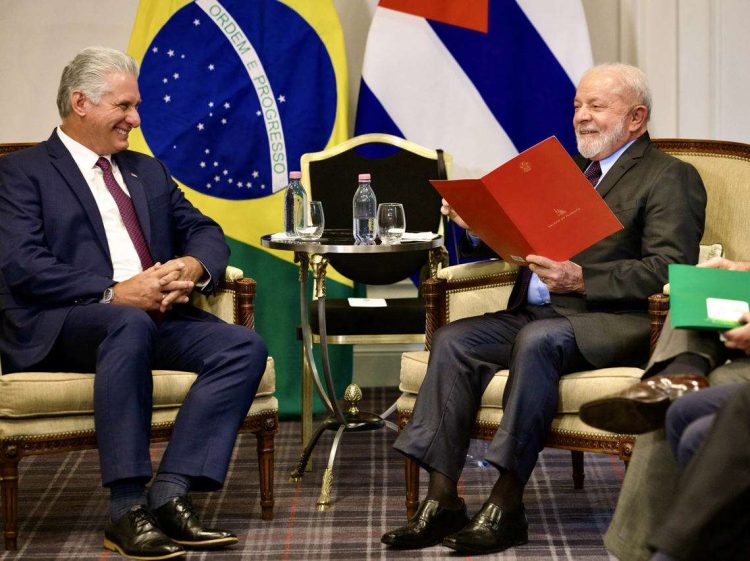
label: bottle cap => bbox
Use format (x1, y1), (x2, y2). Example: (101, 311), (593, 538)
(289, 171), (301, 179)
(358, 173), (371, 181)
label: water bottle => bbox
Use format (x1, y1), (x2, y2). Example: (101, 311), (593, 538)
(283, 171), (307, 236)
(352, 173), (377, 243)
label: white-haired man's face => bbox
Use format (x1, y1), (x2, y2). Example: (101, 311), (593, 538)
(573, 69), (645, 161)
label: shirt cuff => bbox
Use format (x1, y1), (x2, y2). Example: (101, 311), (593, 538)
(466, 230), (482, 248)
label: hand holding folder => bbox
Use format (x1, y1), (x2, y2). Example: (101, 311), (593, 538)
(669, 263), (750, 330)
(431, 136), (623, 265)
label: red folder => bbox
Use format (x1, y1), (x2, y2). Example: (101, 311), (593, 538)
(431, 136), (623, 264)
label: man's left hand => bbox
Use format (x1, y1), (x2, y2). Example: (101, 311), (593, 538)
(158, 256), (205, 312)
(526, 255), (584, 294)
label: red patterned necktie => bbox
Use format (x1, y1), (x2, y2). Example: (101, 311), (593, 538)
(96, 157), (154, 270)
(584, 160), (602, 188)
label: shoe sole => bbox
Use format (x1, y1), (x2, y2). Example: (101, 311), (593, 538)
(381, 535), (443, 549)
(579, 397), (669, 434)
(442, 536), (528, 554)
(172, 536), (239, 549)
(103, 538), (186, 560)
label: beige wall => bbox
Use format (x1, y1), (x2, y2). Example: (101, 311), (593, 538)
(1, 0), (748, 144)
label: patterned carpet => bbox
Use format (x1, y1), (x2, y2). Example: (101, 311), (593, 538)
(0, 388), (623, 560)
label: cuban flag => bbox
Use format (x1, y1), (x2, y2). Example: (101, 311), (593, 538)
(355, 0), (593, 258)
(127, 0), (352, 416)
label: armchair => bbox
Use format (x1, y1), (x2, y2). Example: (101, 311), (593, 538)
(0, 143), (278, 551)
(395, 138), (750, 517)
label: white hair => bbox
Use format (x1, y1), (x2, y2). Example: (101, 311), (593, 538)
(56, 46), (139, 118)
(583, 63), (652, 121)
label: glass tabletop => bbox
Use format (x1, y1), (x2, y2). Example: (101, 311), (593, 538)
(260, 229), (443, 254)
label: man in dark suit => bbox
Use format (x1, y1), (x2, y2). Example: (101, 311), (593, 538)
(381, 63), (707, 555)
(0, 47), (268, 560)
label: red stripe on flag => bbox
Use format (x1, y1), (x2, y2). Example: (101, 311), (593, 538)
(379, 0), (489, 33)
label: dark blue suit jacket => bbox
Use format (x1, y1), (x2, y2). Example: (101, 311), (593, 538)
(0, 130), (229, 371)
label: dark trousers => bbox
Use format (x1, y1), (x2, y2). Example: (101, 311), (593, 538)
(394, 305), (592, 485)
(651, 382), (750, 561)
(665, 383), (741, 468)
(34, 303), (268, 489)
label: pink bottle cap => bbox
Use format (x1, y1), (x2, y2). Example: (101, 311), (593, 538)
(358, 173), (371, 181)
(289, 171), (301, 179)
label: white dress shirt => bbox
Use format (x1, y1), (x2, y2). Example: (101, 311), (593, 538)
(57, 126), (143, 282)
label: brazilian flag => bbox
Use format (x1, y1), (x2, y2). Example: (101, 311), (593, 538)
(127, 0), (353, 417)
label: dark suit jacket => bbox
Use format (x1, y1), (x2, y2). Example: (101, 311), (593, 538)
(464, 133), (706, 368)
(0, 130), (229, 372)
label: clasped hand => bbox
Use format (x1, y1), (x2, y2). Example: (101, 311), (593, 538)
(111, 257), (203, 312)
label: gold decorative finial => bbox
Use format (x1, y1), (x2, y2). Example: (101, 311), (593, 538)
(343, 383), (362, 416)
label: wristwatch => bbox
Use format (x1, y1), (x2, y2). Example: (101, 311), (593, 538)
(102, 286), (114, 304)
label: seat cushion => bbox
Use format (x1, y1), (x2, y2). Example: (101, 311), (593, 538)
(0, 357), (275, 419)
(311, 297), (425, 335)
(399, 350), (643, 415)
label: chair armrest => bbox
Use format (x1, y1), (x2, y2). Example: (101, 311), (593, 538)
(648, 292), (670, 356)
(437, 259), (519, 281)
(191, 266), (258, 328)
(423, 260), (519, 350)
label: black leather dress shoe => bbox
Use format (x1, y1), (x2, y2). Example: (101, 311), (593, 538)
(579, 374), (709, 434)
(381, 499), (470, 549)
(153, 495), (238, 549)
(103, 505), (185, 560)
(442, 502), (528, 555)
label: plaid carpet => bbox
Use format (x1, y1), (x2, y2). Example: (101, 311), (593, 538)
(0, 388), (622, 560)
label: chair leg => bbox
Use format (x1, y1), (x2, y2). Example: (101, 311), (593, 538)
(0, 456), (20, 550)
(255, 421), (275, 520)
(405, 457), (419, 519)
(571, 450), (585, 489)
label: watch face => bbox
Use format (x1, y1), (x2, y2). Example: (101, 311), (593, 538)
(103, 287), (114, 304)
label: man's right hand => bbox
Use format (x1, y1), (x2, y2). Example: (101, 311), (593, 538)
(111, 262), (194, 311)
(441, 198), (471, 230)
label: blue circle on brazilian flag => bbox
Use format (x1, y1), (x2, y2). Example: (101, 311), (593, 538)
(138, 0), (337, 200)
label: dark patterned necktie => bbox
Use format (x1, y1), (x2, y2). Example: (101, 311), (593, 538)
(584, 160), (602, 188)
(96, 157), (154, 270)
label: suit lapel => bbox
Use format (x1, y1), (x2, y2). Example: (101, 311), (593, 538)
(46, 131), (111, 260)
(595, 133), (650, 199)
(114, 154), (153, 246)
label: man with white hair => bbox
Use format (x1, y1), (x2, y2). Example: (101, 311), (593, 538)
(381, 63), (707, 555)
(0, 47), (268, 559)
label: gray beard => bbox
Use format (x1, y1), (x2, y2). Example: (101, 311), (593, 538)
(576, 118), (627, 160)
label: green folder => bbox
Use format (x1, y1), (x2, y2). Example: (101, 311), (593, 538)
(669, 264), (750, 330)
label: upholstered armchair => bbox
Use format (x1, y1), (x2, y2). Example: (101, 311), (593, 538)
(395, 138), (750, 517)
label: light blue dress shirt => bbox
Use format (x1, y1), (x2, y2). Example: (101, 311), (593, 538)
(467, 139), (637, 305)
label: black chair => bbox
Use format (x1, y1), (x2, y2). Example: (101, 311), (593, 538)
(297, 133), (451, 439)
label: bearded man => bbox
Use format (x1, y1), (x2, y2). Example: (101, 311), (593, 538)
(380, 63), (707, 556)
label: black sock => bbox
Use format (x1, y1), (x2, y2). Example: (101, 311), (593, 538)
(649, 352), (712, 378)
(425, 469), (462, 509)
(110, 478), (147, 521)
(148, 472), (192, 510)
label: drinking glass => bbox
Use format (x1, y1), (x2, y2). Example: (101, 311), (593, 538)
(377, 203), (405, 244)
(295, 200), (325, 240)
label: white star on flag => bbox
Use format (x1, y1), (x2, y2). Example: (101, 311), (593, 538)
(163, 95), (171, 103)
(167, 49), (174, 57)
(197, 123), (204, 131)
